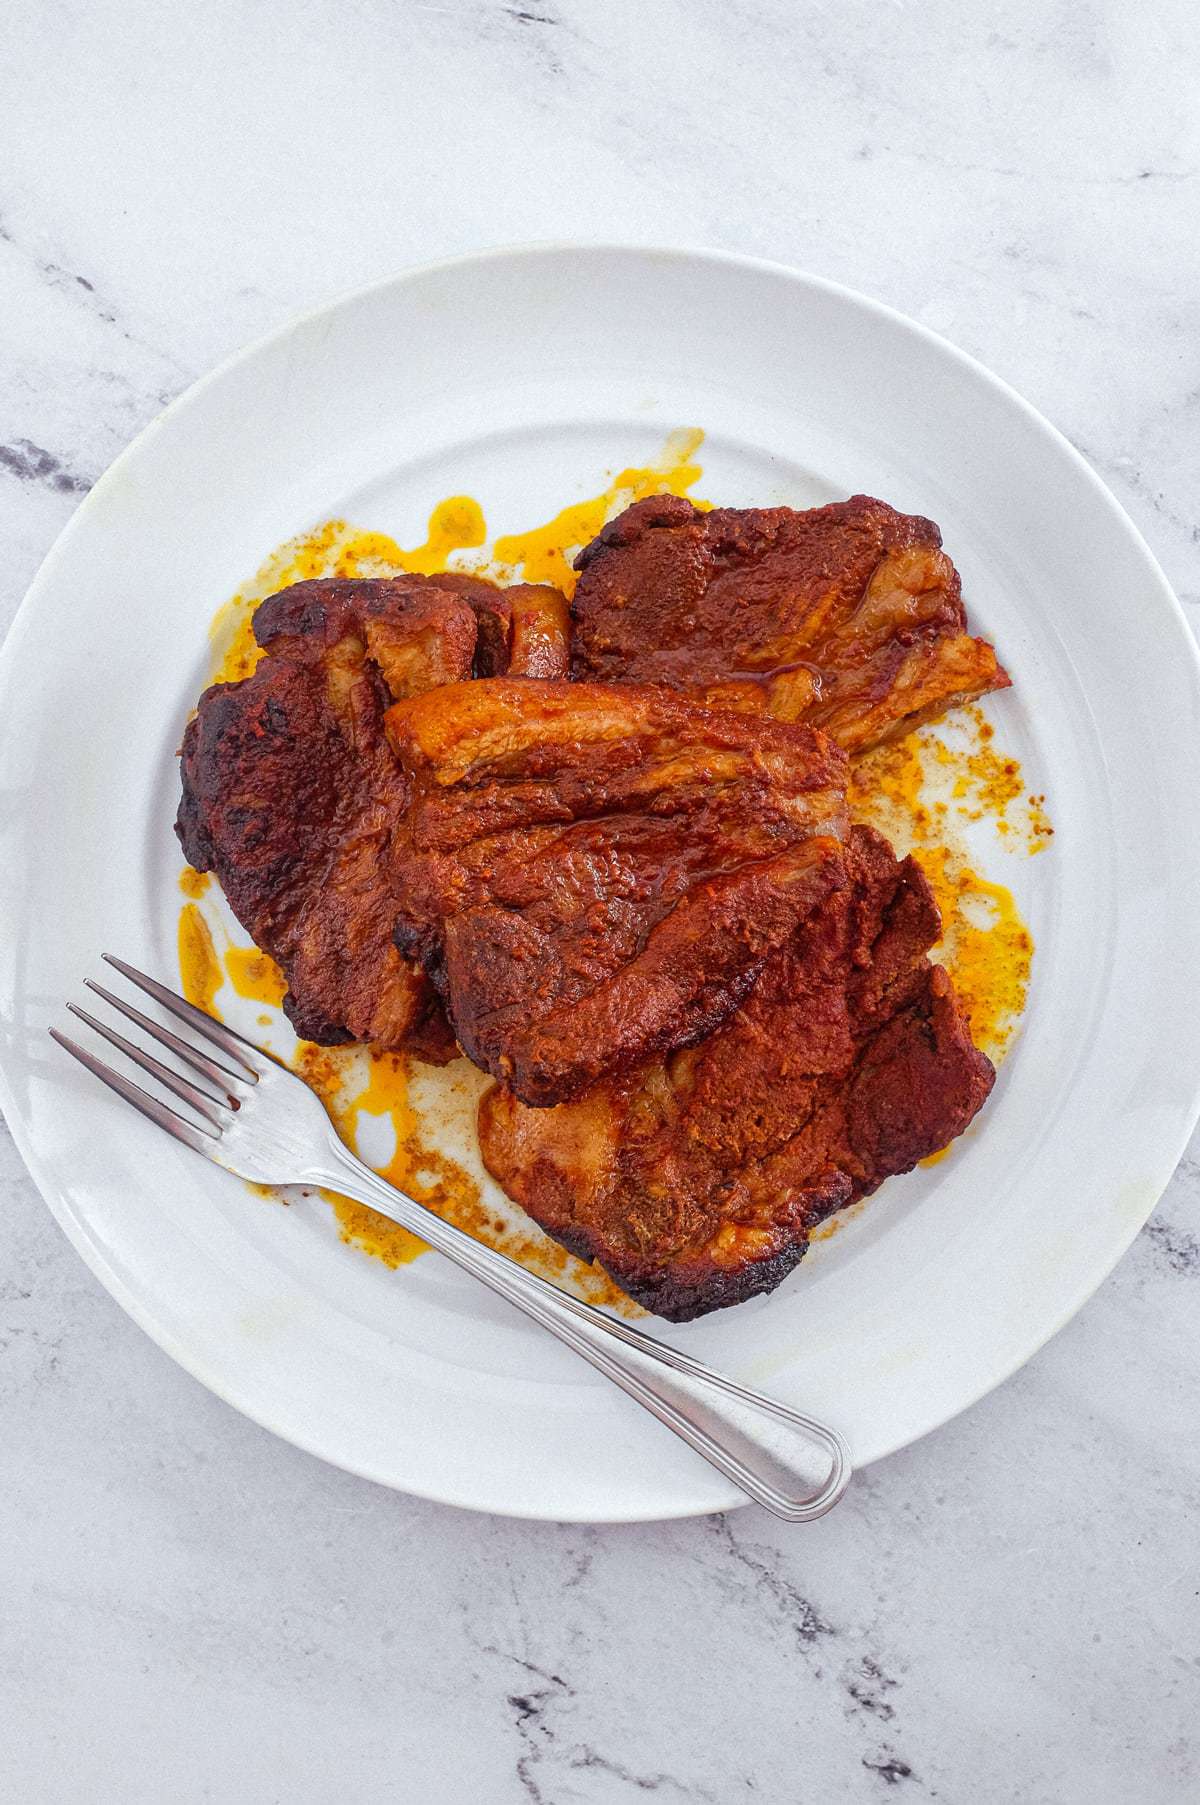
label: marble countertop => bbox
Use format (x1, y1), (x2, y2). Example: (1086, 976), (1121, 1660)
(3, 3), (1199, 1800)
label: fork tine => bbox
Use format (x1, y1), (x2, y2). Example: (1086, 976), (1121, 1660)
(67, 1003), (229, 1128)
(101, 953), (263, 1077)
(84, 979), (249, 1093)
(49, 1028), (218, 1153)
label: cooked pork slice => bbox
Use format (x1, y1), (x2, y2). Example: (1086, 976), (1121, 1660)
(570, 494), (1009, 753)
(479, 826), (995, 1319)
(384, 678), (850, 1105)
(177, 576), (481, 1053)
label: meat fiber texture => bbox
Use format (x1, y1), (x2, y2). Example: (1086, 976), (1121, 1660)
(479, 826), (995, 1320)
(384, 677), (850, 1105)
(570, 494), (1009, 753)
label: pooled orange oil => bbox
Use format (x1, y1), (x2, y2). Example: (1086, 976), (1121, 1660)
(293, 1046), (429, 1267)
(914, 846), (1034, 1057)
(223, 946), (287, 1008)
(205, 430), (706, 683)
(849, 713), (1043, 1064)
(490, 426), (707, 593)
(178, 891), (287, 1013)
(206, 500), (489, 687)
(338, 497), (488, 578)
(177, 903), (222, 1015)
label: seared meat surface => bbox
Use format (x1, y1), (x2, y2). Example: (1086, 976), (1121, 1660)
(479, 826), (994, 1319)
(385, 678), (850, 1105)
(178, 570), (573, 1049)
(426, 574), (571, 679)
(177, 576), (487, 1053)
(571, 494), (1009, 753)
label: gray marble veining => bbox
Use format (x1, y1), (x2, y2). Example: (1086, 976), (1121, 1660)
(2, 2), (1199, 1800)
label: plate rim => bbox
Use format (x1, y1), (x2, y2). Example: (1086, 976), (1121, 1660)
(3, 239), (1199, 1521)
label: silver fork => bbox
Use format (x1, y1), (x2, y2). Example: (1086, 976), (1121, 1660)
(50, 956), (851, 1522)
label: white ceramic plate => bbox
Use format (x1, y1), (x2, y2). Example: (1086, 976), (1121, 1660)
(3, 245), (1199, 1522)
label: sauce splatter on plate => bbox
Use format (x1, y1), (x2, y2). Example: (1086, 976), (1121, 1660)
(849, 706), (1045, 1062)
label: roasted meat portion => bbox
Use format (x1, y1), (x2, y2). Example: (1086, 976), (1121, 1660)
(252, 576), (478, 699)
(571, 494), (1009, 753)
(384, 679), (850, 1105)
(427, 573), (571, 679)
(479, 826), (994, 1319)
(177, 575), (486, 1053)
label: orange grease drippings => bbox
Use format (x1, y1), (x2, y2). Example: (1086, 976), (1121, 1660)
(181, 431), (1049, 1291)
(178, 865), (211, 899)
(914, 847), (1033, 1057)
(490, 427), (707, 593)
(286, 1046), (638, 1303)
(177, 903), (222, 1015)
(849, 717), (1045, 1062)
(294, 1048), (430, 1266)
(339, 497), (487, 578)
(205, 431), (706, 683)
(224, 946), (287, 1008)
(206, 501), (489, 687)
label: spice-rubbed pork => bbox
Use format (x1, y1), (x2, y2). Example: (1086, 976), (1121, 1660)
(570, 494), (1009, 753)
(479, 826), (994, 1319)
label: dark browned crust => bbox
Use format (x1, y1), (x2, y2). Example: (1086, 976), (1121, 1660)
(177, 576), (480, 1053)
(541, 1204), (841, 1321)
(177, 521), (1004, 1325)
(479, 826), (995, 1319)
(177, 569), (573, 1053)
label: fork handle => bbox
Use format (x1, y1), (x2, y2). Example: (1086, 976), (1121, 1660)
(316, 1140), (851, 1522)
